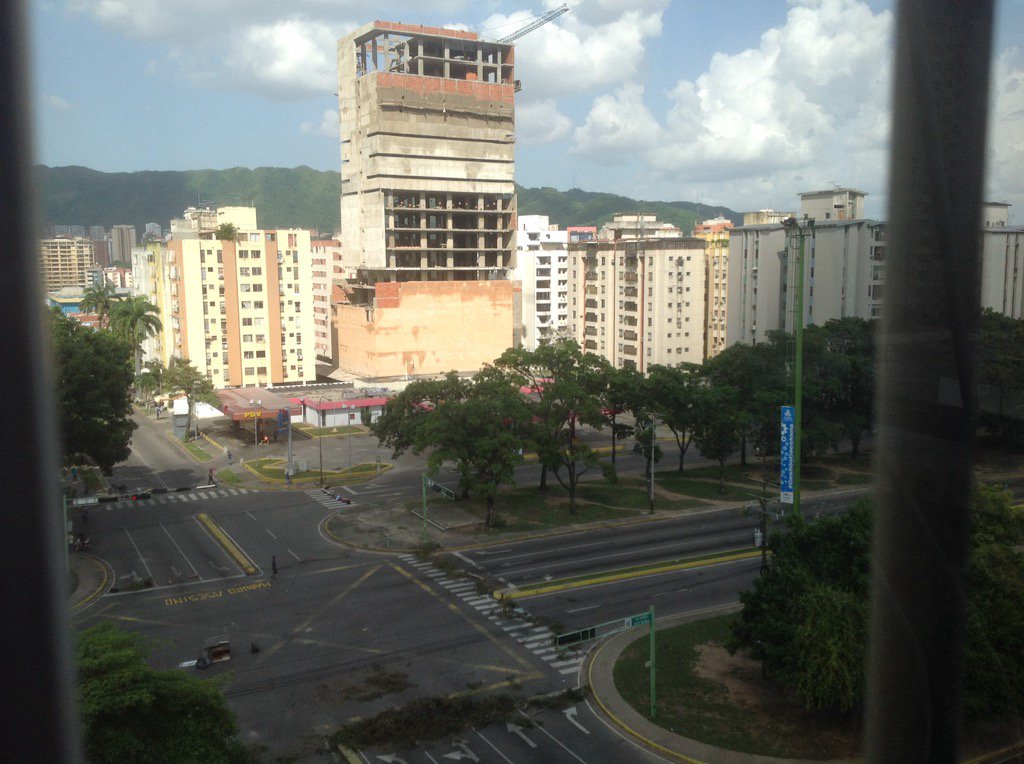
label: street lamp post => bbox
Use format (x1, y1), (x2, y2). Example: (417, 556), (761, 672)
(318, 397), (325, 485)
(782, 216), (814, 519)
(250, 399), (261, 462)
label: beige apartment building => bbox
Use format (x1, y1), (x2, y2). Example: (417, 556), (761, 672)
(692, 217), (734, 359)
(39, 236), (96, 290)
(311, 239), (343, 361)
(334, 21), (517, 378)
(164, 207), (316, 388)
(568, 215), (707, 371)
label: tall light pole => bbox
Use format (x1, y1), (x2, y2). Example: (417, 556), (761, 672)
(250, 399), (260, 462)
(318, 397), (325, 485)
(782, 216), (814, 518)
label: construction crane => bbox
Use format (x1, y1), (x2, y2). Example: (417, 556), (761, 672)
(496, 4), (569, 44)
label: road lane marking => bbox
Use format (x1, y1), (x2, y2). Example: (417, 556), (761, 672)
(287, 548), (301, 561)
(246, 511), (256, 520)
(568, 604), (599, 614)
(161, 523), (202, 581)
(472, 729), (514, 762)
(519, 710), (588, 763)
(266, 529), (278, 539)
(195, 513), (257, 575)
(254, 565), (382, 666)
(163, 579), (272, 606)
(389, 562), (538, 675)
(123, 526), (155, 582)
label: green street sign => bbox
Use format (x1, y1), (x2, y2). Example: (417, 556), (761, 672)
(628, 612), (652, 627)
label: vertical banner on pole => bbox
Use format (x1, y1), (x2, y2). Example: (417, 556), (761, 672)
(780, 405), (795, 504)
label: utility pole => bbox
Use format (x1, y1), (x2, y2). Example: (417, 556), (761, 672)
(318, 398), (325, 485)
(782, 217), (813, 518)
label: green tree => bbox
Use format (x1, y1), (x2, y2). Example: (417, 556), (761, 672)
(164, 358), (216, 438)
(215, 222), (238, 241)
(108, 295), (162, 376)
(79, 281), (121, 328)
(599, 366), (638, 474)
(371, 372), (470, 459)
(495, 340), (609, 513)
(51, 310), (136, 473)
(422, 368), (531, 526)
(142, 359), (166, 394)
(703, 340), (786, 464)
(76, 622), (248, 763)
(691, 384), (743, 493)
(648, 363), (702, 472)
(978, 309), (1024, 448)
(730, 487), (1024, 718)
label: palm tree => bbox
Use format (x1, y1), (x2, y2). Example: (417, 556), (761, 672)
(109, 295), (162, 375)
(79, 281), (120, 328)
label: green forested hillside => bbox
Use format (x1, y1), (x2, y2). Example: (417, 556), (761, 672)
(34, 165), (741, 236)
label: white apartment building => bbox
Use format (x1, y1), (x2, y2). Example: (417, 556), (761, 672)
(692, 217), (734, 359)
(727, 192), (1021, 347)
(311, 238), (343, 361)
(568, 215), (707, 370)
(165, 207), (317, 388)
(515, 215), (569, 349)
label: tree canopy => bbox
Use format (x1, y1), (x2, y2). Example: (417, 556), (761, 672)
(76, 622), (248, 763)
(729, 486), (1024, 717)
(50, 310), (136, 473)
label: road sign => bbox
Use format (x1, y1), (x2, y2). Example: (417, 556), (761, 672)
(780, 405), (795, 504)
(627, 612), (652, 628)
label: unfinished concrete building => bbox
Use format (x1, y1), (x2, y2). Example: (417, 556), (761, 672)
(334, 21), (517, 379)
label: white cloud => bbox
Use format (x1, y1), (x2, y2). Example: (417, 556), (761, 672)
(987, 49), (1024, 215)
(562, 0), (895, 212)
(571, 84), (660, 157)
(301, 108), (340, 138)
(223, 19), (339, 98)
(44, 93), (73, 111)
(516, 99), (572, 145)
(482, 0), (667, 98)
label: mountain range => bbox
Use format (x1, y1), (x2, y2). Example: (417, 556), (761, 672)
(34, 165), (742, 237)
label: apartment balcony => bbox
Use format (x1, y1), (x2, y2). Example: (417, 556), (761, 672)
(623, 301), (638, 313)
(620, 316), (637, 327)
(585, 299), (598, 309)
(621, 273), (638, 283)
(623, 287), (638, 297)
(623, 330), (638, 342)
(584, 340), (598, 350)
(584, 270), (599, 281)
(622, 345), (637, 356)
(585, 286), (598, 295)
(585, 312), (598, 323)
(585, 326), (598, 336)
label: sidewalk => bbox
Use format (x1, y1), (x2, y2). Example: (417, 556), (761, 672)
(67, 552), (111, 614)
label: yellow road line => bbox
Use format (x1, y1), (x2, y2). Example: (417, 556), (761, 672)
(587, 637), (705, 764)
(196, 512), (257, 575)
(71, 554), (110, 613)
(498, 550), (762, 600)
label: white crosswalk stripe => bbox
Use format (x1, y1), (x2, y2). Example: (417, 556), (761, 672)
(398, 555), (588, 676)
(110, 488), (253, 508)
(302, 488), (357, 509)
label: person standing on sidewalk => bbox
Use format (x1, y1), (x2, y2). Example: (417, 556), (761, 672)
(271, 555), (278, 578)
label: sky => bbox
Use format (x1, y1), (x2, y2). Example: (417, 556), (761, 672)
(30, 0), (1024, 221)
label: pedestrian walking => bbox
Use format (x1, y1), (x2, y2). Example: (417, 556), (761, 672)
(271, 555), (278, 578)
(82, 508), (88, 528)
(208, 468), (215, 484)
(71, 465), (78, 482)
(226, 450), (233, 465)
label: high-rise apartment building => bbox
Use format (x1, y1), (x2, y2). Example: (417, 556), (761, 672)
(692, 217), (734, 359)
(567, 215), (707, 371)
(110, 224), (137, 264)
(334, 21), (517, 378)
(311, 239), (343, 360)
(165, 207), (316, 388)
(515, 215), (569, 349)
(39, 237), (96, 290)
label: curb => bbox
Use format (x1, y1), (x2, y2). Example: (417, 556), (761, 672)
(197, 513), (257, 575)
(496, 549), (763, 600)
(70, 554), (112, 613)
(202, 432), (223, 450)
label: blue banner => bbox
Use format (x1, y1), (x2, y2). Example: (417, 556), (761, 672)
(780, 406), (795, 504)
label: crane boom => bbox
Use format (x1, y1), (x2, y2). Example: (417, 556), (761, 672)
(497, 4), (569, 44)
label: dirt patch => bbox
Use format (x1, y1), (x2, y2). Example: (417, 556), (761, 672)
(693, 643), (862, 760)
